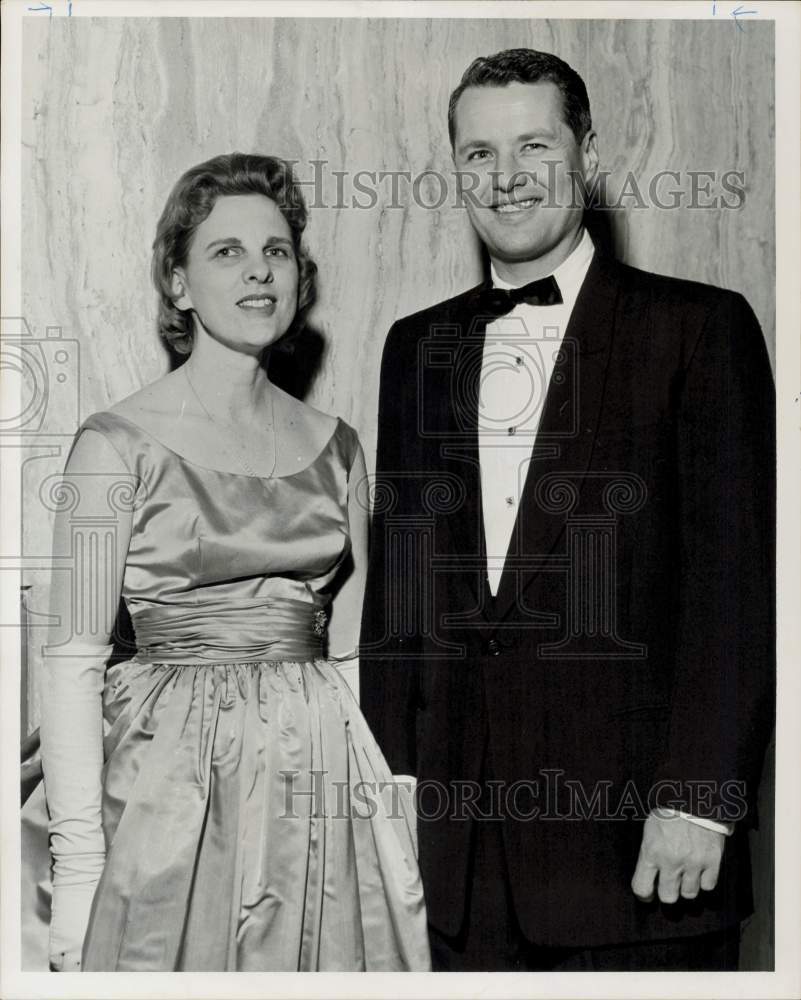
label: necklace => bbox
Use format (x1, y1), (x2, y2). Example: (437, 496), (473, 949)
(182, 363), (278, 479)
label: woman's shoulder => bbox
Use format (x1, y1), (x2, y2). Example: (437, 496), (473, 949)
(106, 371), (185, 426)
(89, 372), (193, 445)
(283, 394), (339, 437)
(283, 394), (361, 469)
(73, 374), (183, 470)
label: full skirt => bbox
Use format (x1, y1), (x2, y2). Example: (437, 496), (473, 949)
(21, 656), (430, 971)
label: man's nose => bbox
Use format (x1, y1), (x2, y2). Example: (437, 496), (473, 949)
(492, 152), (529, 193)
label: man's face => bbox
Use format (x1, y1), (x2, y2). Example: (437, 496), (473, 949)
(452, 81), (598, 279)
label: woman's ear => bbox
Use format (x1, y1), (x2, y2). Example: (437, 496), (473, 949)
(171, 269), (192, 311)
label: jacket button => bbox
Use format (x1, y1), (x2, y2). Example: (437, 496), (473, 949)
(487, 639), (501, 656)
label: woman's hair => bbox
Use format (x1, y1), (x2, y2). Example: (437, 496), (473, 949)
(151, 153), (317, 355)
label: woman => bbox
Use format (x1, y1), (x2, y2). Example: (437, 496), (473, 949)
(25, 153), (429, 971)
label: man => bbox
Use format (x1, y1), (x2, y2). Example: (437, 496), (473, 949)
(360, 49), (774, 970)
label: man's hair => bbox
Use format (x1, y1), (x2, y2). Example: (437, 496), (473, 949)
(152, 152), (317, 356)
(448, 48), (592, 147)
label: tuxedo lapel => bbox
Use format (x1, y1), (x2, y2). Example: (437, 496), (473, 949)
(425, 284), (494, 619)
(493, 254), (622, 622)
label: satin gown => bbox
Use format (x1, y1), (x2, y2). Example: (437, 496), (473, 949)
(21, 410), (430, 972)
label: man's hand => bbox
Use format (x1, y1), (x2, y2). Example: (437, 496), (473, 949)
(631, 811), (725, 904)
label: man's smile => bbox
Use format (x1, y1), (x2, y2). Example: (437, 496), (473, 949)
(491, 196), (541, 215)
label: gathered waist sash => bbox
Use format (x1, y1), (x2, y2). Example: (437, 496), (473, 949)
(131, 596), (329, 664)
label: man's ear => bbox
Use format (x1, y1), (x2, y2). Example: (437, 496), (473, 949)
(171, 269), (192, 311)
(582, 130), (600, 188)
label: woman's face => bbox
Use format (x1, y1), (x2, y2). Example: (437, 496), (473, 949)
(172, 193), (300, 357)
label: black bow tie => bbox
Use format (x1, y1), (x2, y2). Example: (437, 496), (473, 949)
(474, 274), (562, 317)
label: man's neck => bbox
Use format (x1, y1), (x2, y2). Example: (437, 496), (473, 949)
(490, 227), (585, 286)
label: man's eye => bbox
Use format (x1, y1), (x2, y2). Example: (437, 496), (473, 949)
(523, 142), (546, 152)
(467, 149), (492, 162)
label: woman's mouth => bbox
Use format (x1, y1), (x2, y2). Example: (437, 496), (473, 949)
(237, 294), (277, 311)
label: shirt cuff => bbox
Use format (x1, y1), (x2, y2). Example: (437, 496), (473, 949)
(655, 807), (734, 836)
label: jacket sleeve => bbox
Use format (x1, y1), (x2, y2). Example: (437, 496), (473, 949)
(359, 321), (422, 776)
(654, 291), (775, 825)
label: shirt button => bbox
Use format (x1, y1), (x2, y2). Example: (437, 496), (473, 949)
(487, 639), (501, 656)
(507, 426), (516, 436)
(505, 496), (515, 506)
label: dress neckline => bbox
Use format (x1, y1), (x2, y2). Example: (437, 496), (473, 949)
(92, 409), (343, 481)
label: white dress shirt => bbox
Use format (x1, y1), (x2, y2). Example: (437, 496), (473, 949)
(479, 229), (594, 596)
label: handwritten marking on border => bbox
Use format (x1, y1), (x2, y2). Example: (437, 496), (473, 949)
(711, 2), (760, 29)
(27, 1), (73, 15)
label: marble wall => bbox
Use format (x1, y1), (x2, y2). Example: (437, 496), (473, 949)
(21, 17), (775, 445)
(17, 14), (774, 965)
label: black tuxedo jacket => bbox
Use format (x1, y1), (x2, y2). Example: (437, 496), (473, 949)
(359, 251), (775, 948)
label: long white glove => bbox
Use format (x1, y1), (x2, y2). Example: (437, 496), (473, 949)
(39, 642), (111, 971)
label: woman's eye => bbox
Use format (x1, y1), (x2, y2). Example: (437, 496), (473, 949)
(215, 246), (240, 258)
(265, 246), (288, 257)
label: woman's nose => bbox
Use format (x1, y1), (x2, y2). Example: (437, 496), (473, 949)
(244, 256), (273, 283)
